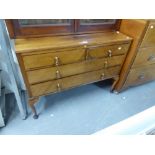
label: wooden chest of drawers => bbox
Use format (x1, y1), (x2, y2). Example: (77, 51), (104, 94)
(15, 32), (131, 118)
(114, 20), (155, 92)
(125, 63), (155, 87)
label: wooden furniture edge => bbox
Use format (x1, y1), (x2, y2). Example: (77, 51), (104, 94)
(113, 19), (149, 92)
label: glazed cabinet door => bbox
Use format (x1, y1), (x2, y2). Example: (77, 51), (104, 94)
(8, 19), (75, 37)
(6, 19), (120, 38)
(76, 19), (119, 32)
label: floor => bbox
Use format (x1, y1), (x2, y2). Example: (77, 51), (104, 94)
(1, 80), (155, 135)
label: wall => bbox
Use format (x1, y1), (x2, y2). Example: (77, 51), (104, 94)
(0, 19), (26, 93)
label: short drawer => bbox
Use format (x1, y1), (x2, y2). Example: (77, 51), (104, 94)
(125, 64), (155, 87)
(87, 43), (130, 59)
(141, 22), (155, 48)
(27, 55), (125, 84)
(133, 47), (155, 68)
(30, 66), (120, 97)
(22, 47), (86, 70)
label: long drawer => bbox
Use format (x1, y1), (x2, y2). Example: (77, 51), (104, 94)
(141, 22), (155, 48)
(133, 46), (155, 68)
(22, 43), (130, 70)
(30, 66), (120, 97)
(27, 55), (125, 84)
(125, 64), (155, 87)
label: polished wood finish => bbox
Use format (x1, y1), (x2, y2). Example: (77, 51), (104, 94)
(15, 32), (131, 53)
(125, 64), (155, 87)
(22, 43), (129, 70)
(30, 66), (121, 97)
(87, 43), (129, 59)
(27, 55), (125, 84)
(133, 47), (155, 68)
(114, 20), (148, 92)
(140, 21), (155, 48)
(22, 47), (86, 70)
(114, 20), (155, 92)
(14, 31), (131, 117)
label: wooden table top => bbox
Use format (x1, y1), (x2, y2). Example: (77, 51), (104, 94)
(15, 31), (132, 53)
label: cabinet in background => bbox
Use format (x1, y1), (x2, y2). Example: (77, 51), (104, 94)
(114, 19), (155, 92)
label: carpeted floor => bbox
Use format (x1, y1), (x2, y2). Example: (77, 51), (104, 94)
(1, 80), (155, 135)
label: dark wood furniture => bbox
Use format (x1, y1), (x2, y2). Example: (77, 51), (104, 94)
(114, 19), (155, 92)
(6, 19), (132, 119)
(6, 19), (120, 38)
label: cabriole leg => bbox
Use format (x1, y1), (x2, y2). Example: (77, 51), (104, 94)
(29, 97), (39, 119)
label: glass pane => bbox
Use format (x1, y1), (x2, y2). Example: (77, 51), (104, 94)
(18, 19), (71, 26)
(80, 19), (116, 25)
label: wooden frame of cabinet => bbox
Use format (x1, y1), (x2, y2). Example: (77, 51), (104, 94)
(5, 19), (121, 39)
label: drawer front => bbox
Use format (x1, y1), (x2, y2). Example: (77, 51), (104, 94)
(125, 64), (155, 87)
(133, 47), (155, 68)
(22, 48), (86, 70)
(22, 43), (129, 70)
(27, 55), (125, 84)
(30, 66), (120, 97)
(141, 22), (155, 48)
(88, 43), (130, 59)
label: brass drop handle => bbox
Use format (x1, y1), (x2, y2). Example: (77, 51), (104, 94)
(108, 50), (112, 57)
(104, 61), (108, 68)
(138, 74), (145, 80)
(84, 45), (93, 60)
(54, 56), (60, 66)
(57, 83), (61, 91)
(85, 50), (89, 60)
(148, 55), (155, 61)
(84, 45), (87, 49)
(100, 73), (105, 80)
(56, 70), (61, 79)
